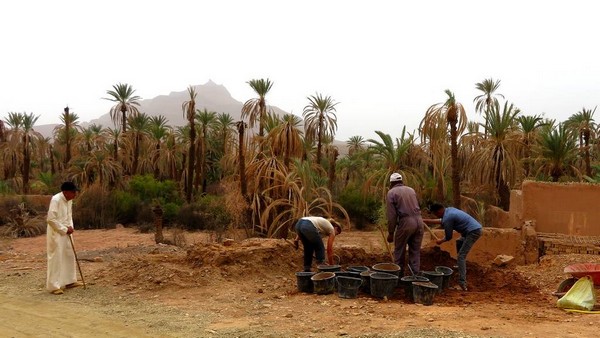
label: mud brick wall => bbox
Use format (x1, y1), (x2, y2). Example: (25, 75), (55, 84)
(432, 226), (538, 265)
(538, 233), (600, 256)
(511, 181), (600, 236)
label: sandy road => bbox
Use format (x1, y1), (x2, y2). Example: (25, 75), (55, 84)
(0, 292), (156, 338)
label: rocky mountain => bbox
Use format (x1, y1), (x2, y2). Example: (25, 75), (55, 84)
(94, 80), (288, 129)
(34, 80), (347, 154)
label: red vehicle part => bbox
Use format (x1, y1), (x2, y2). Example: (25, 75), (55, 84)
(564, 263), (600, 286)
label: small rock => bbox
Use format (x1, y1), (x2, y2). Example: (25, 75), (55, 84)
(284, 313), (293, 318)
(492, 254), (514, 266)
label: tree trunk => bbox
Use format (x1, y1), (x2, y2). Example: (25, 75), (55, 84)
(237, 122), (247, 198)
(153, 205), (164, 244)
(327, 148), (338, 193)
(186, 120), (196, 203)
(450, 121), (461, 209)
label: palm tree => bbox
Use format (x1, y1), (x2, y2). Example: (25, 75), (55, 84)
(3, 112), (24, 180)
(104, 127), (121, 162)
(161, 129), (184, 182)
(419, 113), (449, 203)
(77, 124), (103, 153)
(303, 93), (339, 165)
(468, 101), (521, 210)
(215, 113), (235, 158)
(241, 78), (273, 139)
(71, 149), (122, 188)
(565, 107), (596, 177)
(182, 86), (197, 202)
(516, 114), (546, 178)
(267, 114), (304, 169)
(367, 128), (420, 199)
(195, 109), (217, 194)
(126, 113), (150, 175)
(346, 136), (366, 156)
(236, 121), (248, 198)
(61, 106), (79, 165)
(474, 78), (505, 115)
(535, 123), (579, 181)
(474, 78), (505, 138)
(36, 136), (52, 174)
(423, 90), (467, 208)
(20, 113), (41, 193)
(104, 83), (141, 133)
(148, 115), (170, 179)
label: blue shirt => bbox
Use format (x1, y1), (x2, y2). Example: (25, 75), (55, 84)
(441, 207), (482, 241)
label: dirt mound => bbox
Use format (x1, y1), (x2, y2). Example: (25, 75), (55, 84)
(90, 237), (544, 306)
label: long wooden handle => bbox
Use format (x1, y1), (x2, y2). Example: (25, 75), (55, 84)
(69, 234), (87, 289)
(423, 223), (439, 240)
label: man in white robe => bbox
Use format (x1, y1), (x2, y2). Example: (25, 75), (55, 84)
(46, 181), (81, 294)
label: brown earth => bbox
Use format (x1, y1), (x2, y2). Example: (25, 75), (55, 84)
(1, 227), (599, 338)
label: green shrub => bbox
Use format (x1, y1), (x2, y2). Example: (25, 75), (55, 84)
(162, 202), (180, 224)
(338, 187), (380, 230)
(177, 195), (231, 233)
(113, 190), (141, 224)
(73, 186), (117, 229)
(128, 175), (182, 205)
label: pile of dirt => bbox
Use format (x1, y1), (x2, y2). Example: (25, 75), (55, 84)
(89, 236), (546, 306)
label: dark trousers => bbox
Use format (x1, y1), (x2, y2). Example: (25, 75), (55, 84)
(295, 219), (325, 272)
(456, 229), (482, 286)
(393, 215), (424, 276)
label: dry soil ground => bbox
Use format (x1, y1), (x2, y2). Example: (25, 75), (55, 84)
(1, 227), (599, 338)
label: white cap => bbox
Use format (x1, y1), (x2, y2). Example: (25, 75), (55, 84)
(389, 173), (403, 182)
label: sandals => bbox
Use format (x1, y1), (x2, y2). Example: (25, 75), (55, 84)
(50, 289), (64, 295)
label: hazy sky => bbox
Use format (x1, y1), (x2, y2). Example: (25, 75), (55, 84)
(1, 0), (599, 141)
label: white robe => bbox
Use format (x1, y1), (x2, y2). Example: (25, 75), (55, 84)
(46, 192), (77, 291)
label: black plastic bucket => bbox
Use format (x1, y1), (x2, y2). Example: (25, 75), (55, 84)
(372, 263), (401, 278)
(334, 271), (361, 278)
(336, 276), (362, 299)
(400, 275), (429, 301)
(317, 264), (342, 273)
(372, 263), (402, 286)
(434, 266), (454, 290)
(360, 270), (375, 293)
(370, 272), (399, 299)
(295, 271), (316, 293)
(347, 266), (369, 273)
(311, 272), (336, 295)
(412, 281), (438, 305)
(421, 271), (444, 294)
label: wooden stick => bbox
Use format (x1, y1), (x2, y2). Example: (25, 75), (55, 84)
(423, 223), (440, 241)
(69, 234), (87, 289)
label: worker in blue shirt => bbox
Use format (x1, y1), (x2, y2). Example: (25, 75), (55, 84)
(423, 203), (482, 291)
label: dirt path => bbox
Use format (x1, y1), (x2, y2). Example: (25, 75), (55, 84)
(0, 293), (154, 337)
(1, 227), (599, 337)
